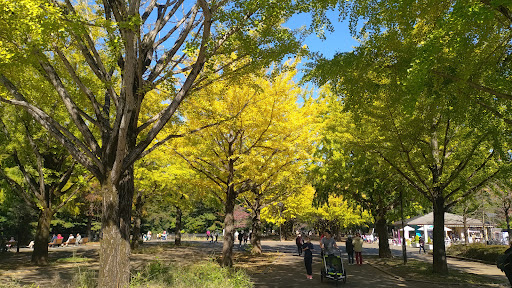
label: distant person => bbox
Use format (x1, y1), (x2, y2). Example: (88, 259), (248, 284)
(76, 233), (82, 245)
(345, 236), (354, 265)
(295, 234), (303, 256)
(63, 234), (74, 246)
(243, 232), (248, 245)
(214, 230), (219, 242)
(353, 233), (364, 265)
(206, 230), (211, 241)
(238, 231), (244, 248)
(419, 237), (426, 254)
(28, 240), (34, 249)
(162, 230), (167, 240)
(51, 234), (57, 242)
(302, 236), (314, 279)
(57, 234), (63, 240)
(147, 230), (152, 241)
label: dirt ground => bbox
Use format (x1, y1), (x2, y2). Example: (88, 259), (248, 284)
(0, 240), (508, 288)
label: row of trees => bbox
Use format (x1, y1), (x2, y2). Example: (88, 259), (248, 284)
(307, 0), (512, 274)
(0, 0), (346, 286)
(1, 0), (512, 285)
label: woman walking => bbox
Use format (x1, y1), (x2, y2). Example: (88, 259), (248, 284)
(353, 233), (364, 265)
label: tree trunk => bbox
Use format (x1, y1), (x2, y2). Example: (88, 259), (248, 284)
(31, 208), (53, 265)
(175, 206), (182, 246)
(99, 174), (131, 288)
(251, 205), (262, 255)
(131, 189), (144, 250)
(432, 196), (448, 274)
(87, 205), (93, 240)
(463, 213), (469, 245)
(375, 211), (392, 258)
(506, 207), (511, 245)
(222, 184), (236, 267)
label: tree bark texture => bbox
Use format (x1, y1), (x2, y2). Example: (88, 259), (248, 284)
(432, 196), (448, 274)
(131, 189), (144, 250)
(99, 175), (131, 288)
(222, 185), (236, 267)
(251, 206), (262, 255)
(463, 214), (469, 245)
(87, 206), (93, 240)
(374, 212), (392, 258)
(32, 208), (53, 265)
(506, 209), (511, 245)
(175, 206), (182, 246)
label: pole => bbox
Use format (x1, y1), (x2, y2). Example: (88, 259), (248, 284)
(400, 189), (407, 264)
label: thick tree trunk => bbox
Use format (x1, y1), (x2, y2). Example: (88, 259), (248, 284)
(131, 189), (143, 250)
(175, 206), (182, 246)
(99, 174), (131, 288)
(251, 205), (262, 255)
(432, 196), (448, 274)
(222, 185), (236, 267)
(375, 212), (392, 258)
(31, 208), (53, 265)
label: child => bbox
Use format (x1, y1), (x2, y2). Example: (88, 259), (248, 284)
(302, 236), (314, 279)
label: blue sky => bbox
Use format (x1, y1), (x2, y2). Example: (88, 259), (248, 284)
(286, 11), (359, 59)
(283, 10), (359, 89)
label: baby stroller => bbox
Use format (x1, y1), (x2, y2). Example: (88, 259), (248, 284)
(321, 249), (346, 285)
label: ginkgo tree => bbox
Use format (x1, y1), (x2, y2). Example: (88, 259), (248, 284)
(307, 40), (508, 273)
(176, 65), (319, 266)
(0, 0), (330, 285)
(0, 105), (86, 265)
(261, 185), (371, 238)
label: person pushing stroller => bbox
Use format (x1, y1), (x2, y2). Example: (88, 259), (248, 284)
(320, 230), (339, 270)
(320, 230), (346, 284)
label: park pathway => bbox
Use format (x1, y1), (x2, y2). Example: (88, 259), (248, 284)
(246, 240), (508, 288)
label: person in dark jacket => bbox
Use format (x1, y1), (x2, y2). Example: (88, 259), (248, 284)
(345, 236), (354, 264)
(302, 236), (314, 279)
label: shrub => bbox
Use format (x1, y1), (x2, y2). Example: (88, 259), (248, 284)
(130, 260), (253, 288)
(446, 243), (508, 263)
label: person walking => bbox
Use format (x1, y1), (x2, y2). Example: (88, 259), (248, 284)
(419, 236), (426, 254)
(320, 230), (338, 255)
(353, 233), (364, 265)
(206, 230), (211, 242)
(302, 236), (314, 279)
(295, 233), (304, 256)
(238, 231), (244, 248)
(345, 235), (354, 265)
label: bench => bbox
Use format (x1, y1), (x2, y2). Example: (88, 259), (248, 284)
(48, 238), (63, 247)
(6, 241), (17, 251)
(63, 238), (76, 246)
(80, 237), (88, 245)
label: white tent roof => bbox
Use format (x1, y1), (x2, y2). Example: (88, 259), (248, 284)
(418, 225), (452, 231)
(400, 226), (415, 232)
(397, 212), (485, 228)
